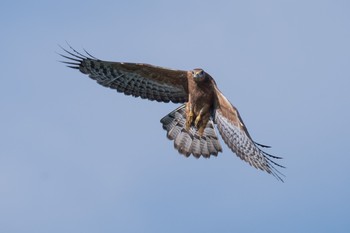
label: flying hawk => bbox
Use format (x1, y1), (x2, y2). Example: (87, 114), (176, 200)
(60, 45), (285, 181)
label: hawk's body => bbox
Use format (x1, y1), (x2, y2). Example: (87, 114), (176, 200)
(186, 69), (216, 135)
(60, 46), (285, 181)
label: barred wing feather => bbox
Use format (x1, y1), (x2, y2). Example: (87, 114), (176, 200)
(60, 45), (189, 103)
(213, 85), (285, 181)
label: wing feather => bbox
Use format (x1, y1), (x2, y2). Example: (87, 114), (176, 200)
(212, 84), (285, 181)
(60, 46), (189, 103)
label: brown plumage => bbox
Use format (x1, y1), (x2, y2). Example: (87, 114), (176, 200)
(59, 45), (285, 181)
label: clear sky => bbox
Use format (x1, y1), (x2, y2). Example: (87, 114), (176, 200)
(1, 0), (350, 232)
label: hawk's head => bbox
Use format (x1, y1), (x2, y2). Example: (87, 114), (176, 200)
(191, 68), (206, 81)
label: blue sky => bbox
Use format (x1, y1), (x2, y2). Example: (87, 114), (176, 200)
(1, 0), (350, 232)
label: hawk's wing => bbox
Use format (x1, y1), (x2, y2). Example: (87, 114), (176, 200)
(212, 83), (285, 181)
(59, 46), (189, 103)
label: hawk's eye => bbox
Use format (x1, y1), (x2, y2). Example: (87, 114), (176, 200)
(200, 70), (204, 76)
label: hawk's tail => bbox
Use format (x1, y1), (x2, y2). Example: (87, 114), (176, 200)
(160, 104), (222, 158)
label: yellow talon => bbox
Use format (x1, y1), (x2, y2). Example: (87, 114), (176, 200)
(194, 114), (201, 127)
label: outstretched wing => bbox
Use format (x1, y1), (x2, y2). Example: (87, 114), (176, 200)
(212, 84), (285, 181)
(59, 45), (189, 103)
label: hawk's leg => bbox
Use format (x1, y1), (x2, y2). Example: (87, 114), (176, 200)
(195, 107), (210, 136)
(185, 103), (194, 131)
(194, 109), (203, 128)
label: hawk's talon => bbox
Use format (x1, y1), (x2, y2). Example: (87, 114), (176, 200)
(194, 114), (201, 127)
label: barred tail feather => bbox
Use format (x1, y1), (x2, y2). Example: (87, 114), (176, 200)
(160, 104), (222, 158)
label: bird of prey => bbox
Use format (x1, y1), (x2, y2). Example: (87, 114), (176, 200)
(59, 45), (285, 181)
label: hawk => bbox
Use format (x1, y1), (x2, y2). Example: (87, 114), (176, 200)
(60, 45), (285, 181)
